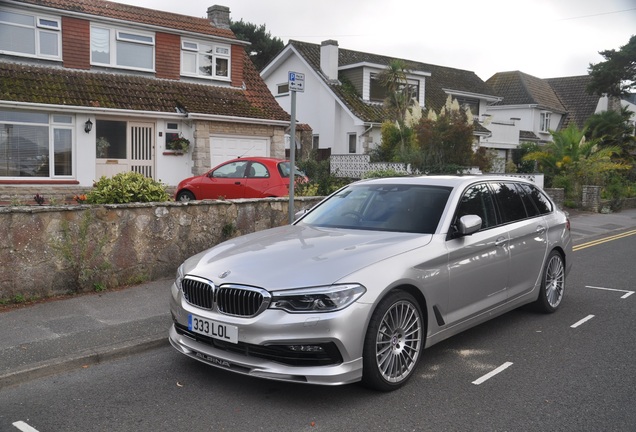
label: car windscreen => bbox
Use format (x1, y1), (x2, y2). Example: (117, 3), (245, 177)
(300, 184), (452, 233)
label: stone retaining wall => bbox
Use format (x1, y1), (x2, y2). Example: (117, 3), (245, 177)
(0, 197), (322, 300)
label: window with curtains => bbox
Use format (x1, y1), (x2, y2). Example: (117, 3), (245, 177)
(90, 25), (155, 71)
(181, 39), (230, 80)
(0, 6), (61, 60)
(0, 110), (73, 178)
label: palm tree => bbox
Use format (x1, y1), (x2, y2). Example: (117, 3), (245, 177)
(376, 59), (413, 124)
(585, 106), (636, 161)
(523, 124), (631, 201)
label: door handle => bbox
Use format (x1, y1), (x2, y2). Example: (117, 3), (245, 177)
(234, 181), (241, 185)
(536, 225), (546, 234)
(495, 237), (507, 246)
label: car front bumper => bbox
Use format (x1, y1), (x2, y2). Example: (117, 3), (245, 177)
(168, 282), (370, 386)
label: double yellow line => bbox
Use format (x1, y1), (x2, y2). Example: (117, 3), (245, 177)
(573, 229), (636, 251)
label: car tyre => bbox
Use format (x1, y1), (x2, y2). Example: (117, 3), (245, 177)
(176, 190), (195, 202)
(361, 290), (424, 391)
(533, 250), (565, 313)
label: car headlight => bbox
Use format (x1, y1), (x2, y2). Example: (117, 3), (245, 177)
(175, 264), (185, 289)
(270, 284), (366, 313)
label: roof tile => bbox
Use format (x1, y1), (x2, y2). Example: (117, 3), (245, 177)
(0, 53), (290, 122)
(13, 0), (236, 39)
(546, 75), (598, 129)
(289, 40), (497, 123)
(487, 71), (566, 113)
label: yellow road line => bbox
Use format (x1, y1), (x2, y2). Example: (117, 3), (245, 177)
(573, 229), (636, 251)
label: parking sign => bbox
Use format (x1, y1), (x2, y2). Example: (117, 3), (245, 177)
(288, 71), (305, 92)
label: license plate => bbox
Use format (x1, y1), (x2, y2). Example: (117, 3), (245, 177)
(188, 314), (238, 344)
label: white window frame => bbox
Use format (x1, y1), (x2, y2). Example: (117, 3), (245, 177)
(0, 110), (74, 179)
(540, 111), (551, 133)
(0, 7), (61, 60)
(90, 25), (155, 72)
(180, 39), (231, 81)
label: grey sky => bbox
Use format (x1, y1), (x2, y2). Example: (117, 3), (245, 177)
(119, 0), (635, 80)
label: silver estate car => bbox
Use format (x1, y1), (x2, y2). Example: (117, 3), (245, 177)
(169, 176), (572, 391)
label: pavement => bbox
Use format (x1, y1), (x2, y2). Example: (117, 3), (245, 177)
(1, 208), (636, 389)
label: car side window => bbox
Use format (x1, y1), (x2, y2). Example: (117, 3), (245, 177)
(455, 183), (497, 230)
(492, 182), (528, 223)
(247, 162), (269, 178)
(212, 161), (249, 178)
(522, 184), (553, 214)
(516, 184), (541, 217)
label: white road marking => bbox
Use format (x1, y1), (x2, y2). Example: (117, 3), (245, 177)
(12, 421), (40, 432)
(472, 361), (513, 385)
(586, 285), (634, 299)
(571, 314), (595, 328)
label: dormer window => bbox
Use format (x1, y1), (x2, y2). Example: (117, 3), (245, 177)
(369, 73), (420, 104)
(90, 25), (155, 71)
(181, 39), (231, 80)
(0, 7), (61, 60)
(456, 97), (480, 116)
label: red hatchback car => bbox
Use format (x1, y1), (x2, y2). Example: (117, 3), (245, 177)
(175, 157), (306, 201)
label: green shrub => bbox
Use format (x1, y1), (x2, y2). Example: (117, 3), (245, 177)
(86, 172), (171, 204)
(296, 156), (351, 196)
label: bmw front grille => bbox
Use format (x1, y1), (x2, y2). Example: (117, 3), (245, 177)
(181, 276), (271, 317)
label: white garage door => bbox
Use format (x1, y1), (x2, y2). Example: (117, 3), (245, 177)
(210, 136), (269, 167)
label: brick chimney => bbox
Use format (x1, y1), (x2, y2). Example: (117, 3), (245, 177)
(320, 40), (339, 81)
(208, 5), (230, 29)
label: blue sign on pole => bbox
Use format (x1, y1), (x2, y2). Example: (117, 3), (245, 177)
(288, 71), (305, 92)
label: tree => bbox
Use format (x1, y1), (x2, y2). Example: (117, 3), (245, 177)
(587, 35), (636, 97)
(413, 96), (474, 172)
(584, 105), (636, 160)
(511, 142), (540, 173)
(376, 59), (413, 124)
(230, 20), (284, 71)
(523, 124), (631, 203)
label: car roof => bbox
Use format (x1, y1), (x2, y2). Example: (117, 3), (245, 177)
(354, 175), (540, 189)
(226, 157), (287, 163)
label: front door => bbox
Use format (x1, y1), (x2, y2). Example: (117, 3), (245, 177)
(445, 183), (510, 325)
(95, 120), (155, 179)
(129, 122), (154, 178)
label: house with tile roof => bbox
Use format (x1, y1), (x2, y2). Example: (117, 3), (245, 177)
(0, 0), (290, 194)
(260, 40), (500, 159)
(482, 71), (635, 168)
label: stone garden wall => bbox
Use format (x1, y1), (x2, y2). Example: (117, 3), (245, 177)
(0, 197), (322, 300)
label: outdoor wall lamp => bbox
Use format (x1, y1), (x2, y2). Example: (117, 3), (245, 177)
(84, 119), (93, 133)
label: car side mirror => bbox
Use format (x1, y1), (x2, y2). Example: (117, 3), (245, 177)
(456, 215), (482, 236)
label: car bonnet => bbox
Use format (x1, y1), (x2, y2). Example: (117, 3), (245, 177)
(183, 224), (432, 290)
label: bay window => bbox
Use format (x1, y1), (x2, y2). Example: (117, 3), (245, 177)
(0, 110), (73, 178)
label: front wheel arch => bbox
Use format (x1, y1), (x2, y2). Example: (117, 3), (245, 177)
(176, 190), (196, 202)
(361, 288), (426, 391)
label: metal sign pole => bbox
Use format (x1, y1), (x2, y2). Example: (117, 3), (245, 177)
(288, 89), (296, 224)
